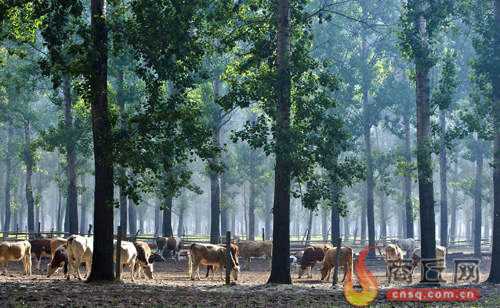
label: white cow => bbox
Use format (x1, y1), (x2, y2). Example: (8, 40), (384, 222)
(65, 235), (93, 281)
(394, 238), (415, 256)
(114, 240), (137, 281)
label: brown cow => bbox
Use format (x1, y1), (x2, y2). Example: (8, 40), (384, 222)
(156, 236), (182, 260)
(411, 246), (446, 279)
(189, 243), (239, 281)
(0, 240), (31, 276)
(156, 237), (167, 251)
(236, 241), (272, 270)
(320, 246), (353, 282)
(134, 242), (154, 279)
(297, 244), (332, 278)
(385, 244), (404, 283)
(29, 238), (52, 272)
(206, 243), (239, 278)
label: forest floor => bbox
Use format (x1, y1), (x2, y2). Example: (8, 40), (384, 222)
(0, 253), (497, 307)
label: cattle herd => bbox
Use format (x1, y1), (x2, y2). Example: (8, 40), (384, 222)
(0, 236), (445, 284)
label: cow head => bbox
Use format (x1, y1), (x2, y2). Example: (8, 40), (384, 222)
(143, 264), (154, 279)
(47, 245), (66, 278)
(320, 267), (329, 280)
(231, 265), (240, 281)
(297, 266), (307, 279)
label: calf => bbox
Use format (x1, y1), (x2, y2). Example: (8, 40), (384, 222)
(65, 235), (93, 281)
(297, 244), (332, 278)
(205, 243), (239, 278)
(47, 245), (68, 278)
(114, 240), (137, 281)
(149, 252), (166, 263)
(236, 240), (272, 270)
(189, 243), (240, 281)
(49, 237), (67, 261)
(320, 246), (353, 282)
(29, 238), (52, 272)
(411, 246), (446, 278)
(385, 244), (404, 283)
(134, 241), (153, 279)
(0, 241), (31, 276)
(156, 236), (167, 252)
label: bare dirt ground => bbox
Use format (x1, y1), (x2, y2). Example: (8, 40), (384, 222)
(0, 254), (497, 307)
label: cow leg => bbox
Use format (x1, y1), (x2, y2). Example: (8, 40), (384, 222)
(84, 262), (91, 279)
(342, 266), (348, 282)
(130, 262), (135, 282)
(36, 257), (42, 272)
(2, 261), (8, 275)
(196, 264), (201, 280)
(27, 255), (32, 276)
(268, 255), (272, 271)
(75, 259), (83, 280)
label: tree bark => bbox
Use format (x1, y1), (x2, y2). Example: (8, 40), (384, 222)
(474, 138), (483, 258)
(439, 109), (448, 248)
(265, 182), (272, 240)
(249, 151), (256, 241)
(450, 160), (458, 244)
(415, 6), (437, 275)
(268, 0), (292, 284)
(488, 0), (500, 283)
(162, 196), (173, 237)
(3, 124), (13, 233)
(87, 0), (114, 282)
(220, 165), (228, 234)
(129, 198), (137, 235)
(155, 198), (161, 236)
(331, 186), (341, 244)
(80, 175), (87, 235)
(117, 68), (128, 238)
(322, 207), (328, 241)
(404, 115), (414, 238)
(24, 106), (35, 239)
(63, 75), (79, 236)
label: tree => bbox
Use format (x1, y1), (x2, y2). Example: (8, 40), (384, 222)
(399, 0), (455, 276)
(86, 0), (114, 282)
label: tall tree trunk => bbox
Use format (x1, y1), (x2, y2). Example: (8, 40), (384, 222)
(195, 202), (201, 235)
(268, 0), (292, 284)
(35, 171), (42, 229)
(265, 182), (272, 240)
(331, 183), (341, 244)
(488, 0), (500, 283)
(249, 152), (256, 241)
(415, 7), (437, 274)
(243, 183), (248, 238)
(87, 0), (114, 282)
(24, 107), (35, 239)
(361, 203), (367, 245)
(3, 124), (13, 233)
(177, 206), (184, 238)
(360, 0), (375, 257)
(379, 191), (387, 244)
(129, 198), (137, 235)
(117, 68), (128, 238)
(63, 75), (79, 236)
(57, 166), (63, 233)
(439, 109), (448, 248)
(80, 175), (87, 234)
(322, 207), (328, 241)
(220, 165), (228, 234)
(343, 212), (349, 242)
(404, 115), (414, 238)
(162, 196), (173, 237)
(155, 198), (161, 236)
(450, 160), (458, 245)
(474, 139), (483, 258)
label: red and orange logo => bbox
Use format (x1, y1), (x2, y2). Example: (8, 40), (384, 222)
(344, 246), (379, 307)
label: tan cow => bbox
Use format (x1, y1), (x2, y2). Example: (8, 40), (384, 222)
(114, 240), (137, 281)
(189, 243), (240, 281)
(385, 244), (404, 283)
(134, 242), (153, 279)
(297, 244), (332, 278)
(320, 246), (353, 282)
(50, 237), (67, 261)
(0, 240), (31, 276)
(236, 241), (272, 270)
(411, 245), (446, 278)
(65, 235), (93, 281)
(206, 243), (239, 278)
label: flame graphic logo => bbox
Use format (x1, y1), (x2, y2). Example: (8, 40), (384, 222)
(344, 246), (379, 307)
